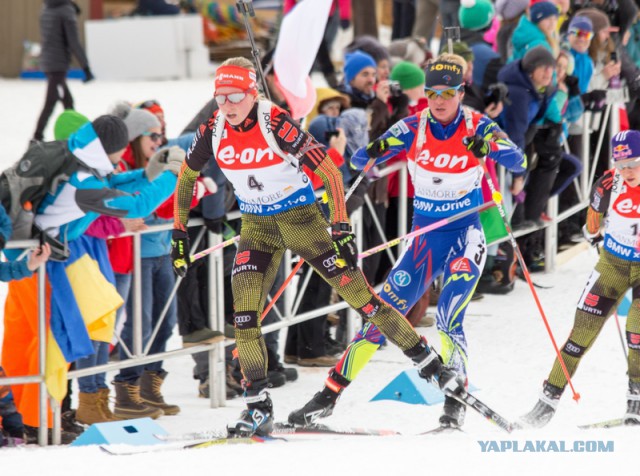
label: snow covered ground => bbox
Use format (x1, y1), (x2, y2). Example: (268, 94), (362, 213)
(0, 78), (636, 475)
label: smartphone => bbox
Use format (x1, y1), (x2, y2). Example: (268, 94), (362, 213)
(325, 130), (339, 141)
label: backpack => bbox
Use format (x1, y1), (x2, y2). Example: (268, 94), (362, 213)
(0, 140), (80, 240)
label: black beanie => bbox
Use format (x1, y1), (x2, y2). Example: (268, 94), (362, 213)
(92, 115), (129, 154)
(521, 46), (556, 75)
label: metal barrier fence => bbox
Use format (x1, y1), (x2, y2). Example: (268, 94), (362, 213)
(0, 97), (625, 445)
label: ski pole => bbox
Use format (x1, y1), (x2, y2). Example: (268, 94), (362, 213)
(236, 0), (271, 101)
(462, 141), (581, 402)
(359, 200), (495, 260)
(613, 311), (628, 361)
(190, 234), (240, 263)
(259, 158), (377, 320)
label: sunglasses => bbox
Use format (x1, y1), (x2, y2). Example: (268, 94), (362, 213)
(569, 28), (594, 41)
(214, 90), (252, 105)
(141, 131), (163, 142)
(424, 84), (463, 100)
(615, 158), (640, 170)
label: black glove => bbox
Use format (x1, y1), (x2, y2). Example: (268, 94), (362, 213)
(0, 234), (6, 250)
(340, 18), (350, 30)
(365, 137), (403, 159)
(582, 224), (603, 247)
(203, 217), (224, 234)
(582, 90), (607, 111)
(331, 223), (358, 271)
(171, 229), (190, 277)
(83, 66), (95, 83)
(565, 75), (581, 97)
(464, 135), (490, 158)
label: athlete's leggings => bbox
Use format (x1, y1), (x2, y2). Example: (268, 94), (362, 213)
(333, 215), (487, 387)
(548, 250), (640, 389)
(231, 203), (421, 383)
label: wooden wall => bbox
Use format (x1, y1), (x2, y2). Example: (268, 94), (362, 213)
(0, 0), (91, 78)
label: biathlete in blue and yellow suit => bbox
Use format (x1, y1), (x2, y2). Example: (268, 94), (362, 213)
(290, 54), (526, 428)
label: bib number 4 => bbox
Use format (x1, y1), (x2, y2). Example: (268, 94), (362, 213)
(248, 175), (264, 191)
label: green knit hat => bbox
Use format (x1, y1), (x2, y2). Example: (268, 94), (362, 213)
(390, 61), (426, 91)
(459, 0), (495, 31)
(439, 41), (475, 63)
(54, 109), (90, 140)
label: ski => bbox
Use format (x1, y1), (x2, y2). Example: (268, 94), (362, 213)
(578, 418), (626, 430)
(452, 392), (515, 433)
(273, 422), (401, 436)
(100, 435), (280, 455)
(420, 425), (464, 435)
(157, 422), (399, 442)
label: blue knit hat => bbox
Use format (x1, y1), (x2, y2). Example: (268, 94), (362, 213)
(530, 1), (558, 24)
(344, 50), (377, 85)
(612, 130), (640, 164)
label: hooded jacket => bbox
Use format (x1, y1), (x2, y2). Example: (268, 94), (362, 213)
(39, 0), (89, 73)
(497, 60), (555, 152)
(34, 121), (176, 241)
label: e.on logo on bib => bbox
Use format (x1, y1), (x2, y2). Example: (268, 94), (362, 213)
(218, 145), (275, 169)
(416, 150), (469, 172)
(613, 197), (640, 218)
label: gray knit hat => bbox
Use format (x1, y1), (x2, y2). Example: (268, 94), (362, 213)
(495, 0), (528, 21)
(109, 102), (161, 142)
(521, 46), (556, 74)
(92, 115), (129, 154)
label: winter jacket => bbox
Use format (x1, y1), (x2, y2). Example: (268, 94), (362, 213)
(33, 121), (176, 242)
(283, 0), (351, 21)
(570, 48), (594, 94)
(497, 60), (556, 153)
(133, 0), (180, 16)
(0, 205), (32, 282)
(39, 0), (89, 73)
(510, 15), (553, 62)
(460, 28), (504, 90)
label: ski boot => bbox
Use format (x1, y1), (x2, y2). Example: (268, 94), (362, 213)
(288, 370), (348, 426)
(407, 338), (466, 396)
(439, 395), (466, 428)
(228, 380), (273, 437)
(519, 381), (563, 428)
(624, 380), (640, 425)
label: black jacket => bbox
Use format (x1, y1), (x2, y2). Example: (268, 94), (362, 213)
(39, 0), (89, 73)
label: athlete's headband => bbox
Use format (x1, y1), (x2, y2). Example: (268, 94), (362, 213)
(214, 65), (258, 93)
(424, 61), (463, 88)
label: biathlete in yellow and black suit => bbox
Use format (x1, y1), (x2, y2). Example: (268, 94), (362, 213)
(171, 57), (466, 436)
(521, 130), (640, 428)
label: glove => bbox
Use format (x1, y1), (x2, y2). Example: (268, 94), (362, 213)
(0, 234), (6, 250)
(582, 224), (603, 247)
(164, 146), (186, 175)
(464, 135), (490, 158)
(171, 229), (190, 277)
(565, 75), (581, 97)
(365, 137), (402, 159)
(331, 223), (358, 271)
(582, 90), (607, 111)
(83, 66), (95, 83)
(146, 149), (168, 181)
(340, 18), (351, 30)
(414, 346), (466, 396)
(203, 216), (224, 234)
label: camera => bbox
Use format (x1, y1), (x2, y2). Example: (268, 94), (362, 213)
(484, 82), (511, 107)
(389, 80), (403, 97)
(325, 130), (340, 141)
